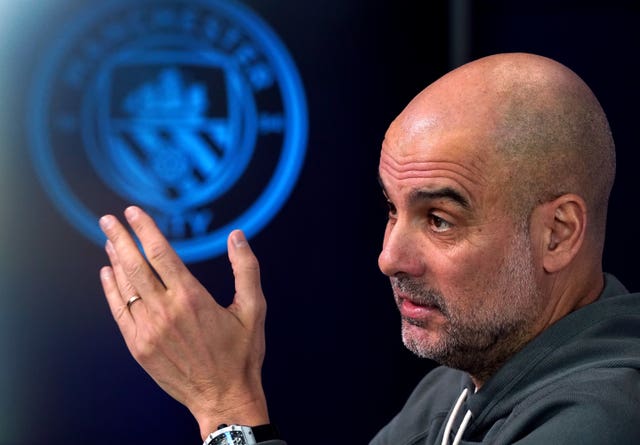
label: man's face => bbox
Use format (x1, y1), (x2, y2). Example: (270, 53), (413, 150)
(377, 109), (546, 379)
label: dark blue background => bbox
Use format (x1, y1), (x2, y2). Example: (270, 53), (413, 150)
(0, 1), (638, 443)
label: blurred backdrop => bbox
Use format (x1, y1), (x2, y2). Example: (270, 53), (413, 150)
(0, 0), (638, 444)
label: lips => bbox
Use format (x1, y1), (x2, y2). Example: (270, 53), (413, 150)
(399, 297), (442, 320)
(391, 278), (447, 323)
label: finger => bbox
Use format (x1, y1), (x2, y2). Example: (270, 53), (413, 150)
(99, 213), (165, 299)
(104, 239), (135, 305)
(100, 265), (136, 340)
(123, 206), (196, 290)
(227, 230), (266, 321)
(105, 240), (147, 320)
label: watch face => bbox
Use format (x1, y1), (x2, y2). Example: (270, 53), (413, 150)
(212, 431), (247, 445)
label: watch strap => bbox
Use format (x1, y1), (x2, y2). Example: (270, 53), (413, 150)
(203, 423), (280, 445)
(251, 424), (280, 442)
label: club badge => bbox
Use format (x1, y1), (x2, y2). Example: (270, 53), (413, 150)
(28, 0), (308, 262)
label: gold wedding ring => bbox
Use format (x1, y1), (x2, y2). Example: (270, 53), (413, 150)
(126, 295), (142, 309)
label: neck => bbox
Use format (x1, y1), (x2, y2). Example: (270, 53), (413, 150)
(470, 269), (605, 390)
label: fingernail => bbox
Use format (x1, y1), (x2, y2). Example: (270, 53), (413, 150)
(232, 230), (247, 248)
(99, 215), (114, 230)
(100, 267), (113, 280)
(124, 206), (139, 221)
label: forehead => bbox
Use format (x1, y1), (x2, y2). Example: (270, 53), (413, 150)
(379, 117), (495, 206)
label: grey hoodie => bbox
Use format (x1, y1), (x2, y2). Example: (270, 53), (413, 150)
(370, 273), (640, 444)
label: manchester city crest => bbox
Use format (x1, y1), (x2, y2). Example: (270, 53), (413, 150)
(28, 0), (308, 262)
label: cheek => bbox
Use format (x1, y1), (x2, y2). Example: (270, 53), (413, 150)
(430, 243), (507, 303)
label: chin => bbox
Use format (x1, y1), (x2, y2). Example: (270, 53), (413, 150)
(401, 320), (444, 359)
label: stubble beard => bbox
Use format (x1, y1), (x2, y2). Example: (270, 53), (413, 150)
(394, 229), (543, 381)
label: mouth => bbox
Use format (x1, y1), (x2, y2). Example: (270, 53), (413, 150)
(391, 278), (447, 325)
(398, 297), (442, 321)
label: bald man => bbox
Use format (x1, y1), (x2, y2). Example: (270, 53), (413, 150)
(99, 53), (640, 445)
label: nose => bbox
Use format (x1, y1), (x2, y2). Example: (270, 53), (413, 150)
(378, 219), (425, 278)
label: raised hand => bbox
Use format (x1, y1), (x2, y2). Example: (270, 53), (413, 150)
(99, 206), (269, 439)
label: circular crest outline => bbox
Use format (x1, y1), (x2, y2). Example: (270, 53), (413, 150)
(28, 0), (308, 262)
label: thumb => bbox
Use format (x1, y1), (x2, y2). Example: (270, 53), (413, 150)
(227, 230), (266, 320)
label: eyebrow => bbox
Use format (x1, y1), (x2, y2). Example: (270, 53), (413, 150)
(409, 187), (470, 209)
(377, 174), (470, 209)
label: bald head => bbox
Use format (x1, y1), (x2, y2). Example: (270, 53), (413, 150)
(391, 52), (615, 244)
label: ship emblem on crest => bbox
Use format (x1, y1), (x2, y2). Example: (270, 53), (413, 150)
(28, 0), (308, 262)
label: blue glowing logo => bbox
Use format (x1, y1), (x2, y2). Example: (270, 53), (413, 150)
(28, 0), (308, 262)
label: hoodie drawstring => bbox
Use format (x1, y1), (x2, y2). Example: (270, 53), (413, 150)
(441, 388), (473, 445)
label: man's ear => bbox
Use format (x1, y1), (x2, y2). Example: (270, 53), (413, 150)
(535, 194), (587, 274)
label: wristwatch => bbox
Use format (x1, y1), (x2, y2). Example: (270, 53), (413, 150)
(203, 424), (280, 445)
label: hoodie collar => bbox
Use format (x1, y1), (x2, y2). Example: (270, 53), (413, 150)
(462, 273), (634, 435)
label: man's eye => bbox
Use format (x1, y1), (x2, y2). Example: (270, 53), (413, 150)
(429, 214), (452, 232)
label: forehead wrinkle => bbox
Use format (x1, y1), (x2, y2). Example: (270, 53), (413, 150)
(379, 161), (475, 210)
(379, 150), (488, 188)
